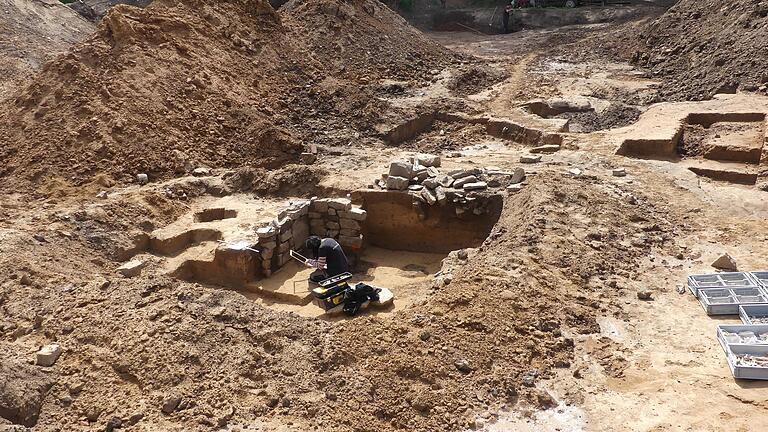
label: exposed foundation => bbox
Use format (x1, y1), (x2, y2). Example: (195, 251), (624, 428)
(128, 190), (502, 315)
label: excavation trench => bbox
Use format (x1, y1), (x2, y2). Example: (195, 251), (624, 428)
(145, 191), (502, 317)
(618, 112), (767, 185)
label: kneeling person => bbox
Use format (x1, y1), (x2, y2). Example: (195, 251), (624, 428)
(304, 236), (349, 283)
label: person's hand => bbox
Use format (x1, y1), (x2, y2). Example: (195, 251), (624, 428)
(306, 259), (317, 268)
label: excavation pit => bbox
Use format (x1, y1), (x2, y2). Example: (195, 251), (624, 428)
(617, 111), (767, 185)
(194, 207), (238, 223)
(143, 189), (503, 317)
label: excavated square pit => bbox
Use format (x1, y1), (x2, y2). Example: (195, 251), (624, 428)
(137, 190), (502, 318)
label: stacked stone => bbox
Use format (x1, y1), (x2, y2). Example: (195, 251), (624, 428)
(254, 200), (311, 276)
(373, 154), (526, 217)
(308, 198), (367, 250)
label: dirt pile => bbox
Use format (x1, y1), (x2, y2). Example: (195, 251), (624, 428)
(0, 0), (95, 99)
(282, 0), (459, 82)
(634, 0), (768, 100)
(0, 0), (314, 190)
(0, 0), (461, 192)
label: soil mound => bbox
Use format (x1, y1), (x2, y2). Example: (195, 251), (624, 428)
(0, 0), (319, 189)
(0, 0), (95, 99)
(282, 0), (458, 82)
(0, 0), (460, 191)
(634, 0), (768, 100)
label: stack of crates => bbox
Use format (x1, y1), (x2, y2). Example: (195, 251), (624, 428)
(690, 271), (768, 380)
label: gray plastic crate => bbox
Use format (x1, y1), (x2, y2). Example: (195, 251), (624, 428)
(687, 272), (757, 297)
(723, 344), (768, 380)
(739, 304), (768, 325)
(750, 271), (768, 288)
(717, 325), (768, 351)
(698, 287), (768, 315)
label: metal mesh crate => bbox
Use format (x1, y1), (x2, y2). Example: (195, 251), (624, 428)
(739, 304), (768, 325)
(698, 287), (768, 315)
(723, 344), (768, 380)
(687, 272), (757, 297)
(717, 324), (768, 351)
(750, 271), (768, 288)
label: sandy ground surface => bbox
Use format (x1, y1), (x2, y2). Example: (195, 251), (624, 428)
(2, 12), (768, 432)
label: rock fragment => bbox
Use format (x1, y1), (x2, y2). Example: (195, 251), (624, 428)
(711, 253), (738, 271)
(520, 154), (542, 164)
(454, 359), (472, 373)
(453, 175), (478, 189)
(637, 290), (653, 300)
(463, 182), (488, 191)
(389, 161), (414, 179)
(530, 144), (560, 153)
(36, 344), (62, 367)
(116, 260), (147, 277)
(510, 167), (525, 184)
(612, 167), (627, 177)
(386, 175), (409, 191)
(136, 173), (149, 185)
(413, 153), (441, 167)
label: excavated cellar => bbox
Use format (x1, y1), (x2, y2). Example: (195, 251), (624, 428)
(136, 190), (503, 316)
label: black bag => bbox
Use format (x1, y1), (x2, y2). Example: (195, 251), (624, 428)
(342, 283), (381, 316)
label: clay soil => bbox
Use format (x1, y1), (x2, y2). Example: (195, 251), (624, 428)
(2, 1), (768, 432)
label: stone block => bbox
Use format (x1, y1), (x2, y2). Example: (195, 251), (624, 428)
(328, 229), (340, 238)
(339, 218), (360, 230)
(339, 235), (363, 249)
(328, 208), (337, 216)
(530, 144), (560, 153)
(387, 176), (409, 190)
(277, 253), (290, 267)
(422, 178), (438, 189)
(389, 160), (414, 179)
(340, 228), (359, 237)
(312, 199), (329, 213)
(464, 182), (488, 191)
(278, 242), (291, 253)
(453, 175), (478, 189)
(421, 188), (437, 205)
(520, 154), (542, 164)
(256, 226), (277, 238)
(279, 229), (293, 242)
(413, 153), (441, 167)
(436, 174), (454, 188)
(261, 248), (274, 260)
(308, 211), (322, 219)
(427, 166), (440, 177)
(36, 344), (62, 367)
(310, 226), (326, 236)
(328, 198), (352, 211)
(449, 168), (481, 179)
(259, 240), (277, 249)
(510, 167), (525, 184)
(346, 208), (367, 221)
(435, 186), (447, 205)
(117, 260), (147, 277)
(326, 221), (340, 230)
(413, 168), (430, 182)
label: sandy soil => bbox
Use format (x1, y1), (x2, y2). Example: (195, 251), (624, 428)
(3, 7), (768, 432)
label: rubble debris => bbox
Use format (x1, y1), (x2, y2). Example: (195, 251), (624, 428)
(520, 154), (542, 164)
(711, 253), (738, 271)
(463, 182), (488, 191)
(116, 260), (147, 277)
(412, 153), (441, 167)
(36, 344), (62, 367)
(386, 176), (409, 190)
(637, 290), (653, 300)
(389, 161), (414, 179)
(510, 167), (525, 184)
(530, 144), (561, 153)
(612, 168), (627, 177)
(453, 176), (479, 189)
